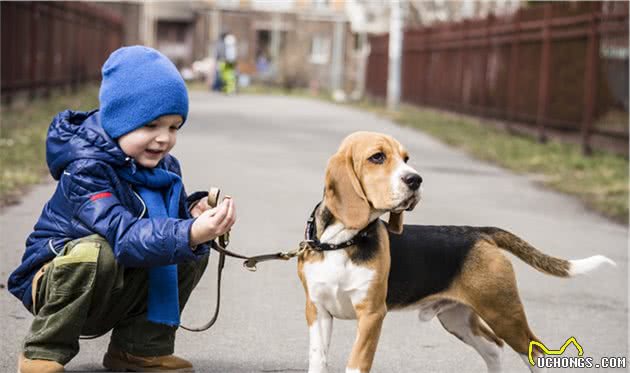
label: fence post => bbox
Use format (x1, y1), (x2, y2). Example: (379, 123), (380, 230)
(43, 4), (54, 98)
(536, 4), (552, 143)
(29, 2), (39, 99)
(387, 0), (403, 110)
(417, 28), (425, 104)
(479, 16), (491, 117)
(459, 20), (468, 111)
(4, 3), (17, 104)
(421, 27), (430, 105)
(580, 4), (600, 156)
(507, 11), (520, 131)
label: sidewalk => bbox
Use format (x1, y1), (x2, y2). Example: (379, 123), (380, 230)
(1, 92), (627, 372)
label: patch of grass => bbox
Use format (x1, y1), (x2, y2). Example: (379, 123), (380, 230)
(0, 86), (100, 206)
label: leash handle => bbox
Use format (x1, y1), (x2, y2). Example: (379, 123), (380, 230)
(207, 187), (230, 248)
(180, 187), (228, 333)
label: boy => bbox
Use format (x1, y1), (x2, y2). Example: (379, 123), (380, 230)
(8, 46), (235, 372)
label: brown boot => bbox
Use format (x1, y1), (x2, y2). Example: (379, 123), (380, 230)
(102, 346), (194, 372)
(17, 354), (64, 373)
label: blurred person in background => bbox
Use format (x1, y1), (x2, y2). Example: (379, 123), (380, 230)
(213, 32), (238, 94)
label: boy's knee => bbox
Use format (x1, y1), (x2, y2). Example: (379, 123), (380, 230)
(46, 235), (122, 302)
(54, 235), (117, 277)
(56, 235), (100, 262)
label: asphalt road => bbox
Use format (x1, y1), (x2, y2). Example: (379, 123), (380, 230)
(1, 92), (627, 372)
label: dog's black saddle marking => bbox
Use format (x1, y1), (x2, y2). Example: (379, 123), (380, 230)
(386, 225), (480, 308)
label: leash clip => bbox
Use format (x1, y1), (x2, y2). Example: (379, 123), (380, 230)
(243, 259), (258, 272)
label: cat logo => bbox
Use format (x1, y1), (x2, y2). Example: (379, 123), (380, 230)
(528, 337), (584, 366)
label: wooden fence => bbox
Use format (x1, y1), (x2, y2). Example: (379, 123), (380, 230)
(366, 2), (629, 154)
(1, 2), (123, 102)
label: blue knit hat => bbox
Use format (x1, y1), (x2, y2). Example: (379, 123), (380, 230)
(99, 46), (189, 139)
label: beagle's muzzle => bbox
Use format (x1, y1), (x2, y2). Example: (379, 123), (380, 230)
(297, 131), (614, 373)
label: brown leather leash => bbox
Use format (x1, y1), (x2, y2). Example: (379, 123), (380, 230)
(181, 188), (306, 332)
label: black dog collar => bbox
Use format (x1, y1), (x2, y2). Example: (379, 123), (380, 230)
(303, 202), (378, 251)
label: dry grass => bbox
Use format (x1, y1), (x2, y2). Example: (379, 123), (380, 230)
(0, 86), (100, 207)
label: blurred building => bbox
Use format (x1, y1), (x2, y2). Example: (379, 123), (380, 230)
(104, 0), (364, 94)
(200, 0), (364, 95)
(101, 1), (211, 69)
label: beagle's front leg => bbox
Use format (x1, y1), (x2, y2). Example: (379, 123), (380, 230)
(306, 300), (333, 373)
(346, 303), (387, 373)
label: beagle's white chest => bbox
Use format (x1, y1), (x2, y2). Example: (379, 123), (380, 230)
(303, 250), (375, 320)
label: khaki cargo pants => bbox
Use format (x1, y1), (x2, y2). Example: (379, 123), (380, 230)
(23, 234), (209, 365)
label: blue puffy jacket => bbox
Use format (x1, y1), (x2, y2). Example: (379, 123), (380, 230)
(8, 110), (209, 310)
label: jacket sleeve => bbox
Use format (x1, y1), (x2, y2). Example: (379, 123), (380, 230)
(64, 160), (203, 267)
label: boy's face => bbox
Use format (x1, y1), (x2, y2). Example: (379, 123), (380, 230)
(118, 114), (183, 168)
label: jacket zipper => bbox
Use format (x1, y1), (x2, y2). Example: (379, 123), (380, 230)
(48, 239), (61, 256)
(132, 189), (147, 218)
(47, 158), (145, 257)
(125, 156), (146, 218)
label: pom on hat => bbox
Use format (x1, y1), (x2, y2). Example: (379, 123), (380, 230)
(99, 46), (189, 139)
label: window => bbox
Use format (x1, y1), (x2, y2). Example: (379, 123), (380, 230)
(157, 21), (188, 43)
(310, 36), (330, 64)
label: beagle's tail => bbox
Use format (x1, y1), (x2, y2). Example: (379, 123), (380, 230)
(481, 228), (616, 277)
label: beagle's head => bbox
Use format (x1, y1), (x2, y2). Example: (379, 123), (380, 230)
(324, 131), (422, 234)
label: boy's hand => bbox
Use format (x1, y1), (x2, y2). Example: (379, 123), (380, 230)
(190, 197), (236, 247)
(190, 196), (211, 218)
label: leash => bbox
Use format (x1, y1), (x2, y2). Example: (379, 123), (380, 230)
(181, 197), (375, 332)
(180, 188), (306, 332)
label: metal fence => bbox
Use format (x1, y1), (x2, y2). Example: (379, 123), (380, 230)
(366, 2), (629, 154)
(1, 2), (123, 102)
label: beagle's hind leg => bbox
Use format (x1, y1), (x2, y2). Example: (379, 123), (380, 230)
(438, 303), (505, 373)
(459, 242), (546, 372)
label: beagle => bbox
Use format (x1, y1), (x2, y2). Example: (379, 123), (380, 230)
(297, 131), (615, 373)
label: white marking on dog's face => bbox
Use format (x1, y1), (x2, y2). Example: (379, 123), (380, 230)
(303, 250), (375, 320)
(390, 159), (422, 213)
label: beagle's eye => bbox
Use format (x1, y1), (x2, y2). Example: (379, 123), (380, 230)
(368, 152), (386, 164)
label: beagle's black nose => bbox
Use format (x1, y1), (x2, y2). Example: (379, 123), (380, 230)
(403, 173), (422, 191)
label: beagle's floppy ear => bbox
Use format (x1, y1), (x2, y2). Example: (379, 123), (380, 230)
(387, 212), (404, 234)
(324, 149), (370, 230)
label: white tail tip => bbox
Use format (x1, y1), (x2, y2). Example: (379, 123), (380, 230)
(569, 255), (616, 276)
